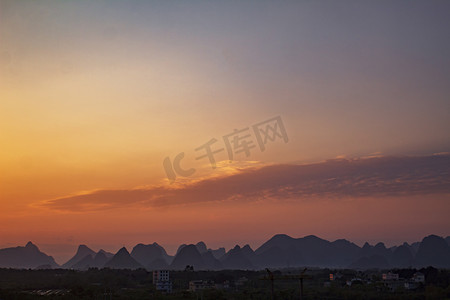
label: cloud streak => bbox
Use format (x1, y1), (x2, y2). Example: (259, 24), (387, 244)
(40, 154), (450, 212)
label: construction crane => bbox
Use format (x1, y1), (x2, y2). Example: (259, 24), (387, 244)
(261, 268), (311, 300)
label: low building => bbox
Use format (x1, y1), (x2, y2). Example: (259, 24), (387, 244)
(155, 281), (173, 293)
(215, 280), (230, 290)
(235, 276), (248, 287)
(153, 270), (170, 282)
(382, 272), (399, 281)
(404, 281), (419, 290)
(346, 278), (363, 287)
(189, 280), (215, 292)
(153, 270), (172, 293)
(404, 272), (425, 290)
(413, 272), (425, 283)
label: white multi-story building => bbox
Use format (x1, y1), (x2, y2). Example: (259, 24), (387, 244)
(153, 270), (169, 282)
(153, 270), (172, 293)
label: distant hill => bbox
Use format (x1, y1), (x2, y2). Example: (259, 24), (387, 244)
(70, 254), (94, 270)
(2, 234), (450, 270)
(0, 242), (58, 269)
(104, 247), (143, 270)
(70, 251), (110, 270)
(415, 235), (450, 268)
(390, 243), (414, 268)
(253, 234), (450, 269)
(62, 245), (96, 269)
(92, 251), (110, 268)
(210, 247), (226, 260)
(195, 242), (208, 254)
(201, 250), (223, 270)
(254, 234), (359, 268)
(220, 245), (255, 270)
(170, 244), (223, 270)
(171, 244), (205, 270)
(99, 249), (114, 259)
(349, 255), (390, 269)
(148, 257), (169, 270)
(176, 242), (208, 255)
(62, 246), (114, 270)
(130, 243), (172, 268)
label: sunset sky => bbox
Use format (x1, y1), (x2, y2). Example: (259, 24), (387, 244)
(1, 0), (449, 264)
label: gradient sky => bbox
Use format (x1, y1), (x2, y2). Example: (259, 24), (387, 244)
(1, 0), (449, 263)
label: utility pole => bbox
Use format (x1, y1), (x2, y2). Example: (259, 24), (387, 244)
(266, 268), (275, 300)
(299, 268), (307, 300)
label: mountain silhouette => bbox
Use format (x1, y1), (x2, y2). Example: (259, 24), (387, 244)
(130, 243), (172, 267)
(221, 245), (255, 270)
(92, 251), (109, 268)
(329, 239), (360, 266)
(0, 242), (58, 269)
(71, 254), (94, 270)
(98, 249), (114, 259)
(415, 235), (450, 268)
(359, 242), (391, 259)
(2, 234), (450, 270)
(350, 255), (390, 269)
(390, 243), (414, 268)
(70, 250), (111, 270)
(176, 241), (208, 255)
(64, 248), (113, 270)
(241, 245), (256, 262)
(196, 242), (208, 254)
(62, 245), (96, 268)
(171, 244), (205, 270)
(201, 250), (223, 270)
(209, 247), (226, 260)
(147, 257), (169, 270)
(104, 247), (143, 270)
(255, 234), (360, 268)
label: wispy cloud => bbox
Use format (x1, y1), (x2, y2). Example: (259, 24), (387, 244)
(39, 154), (450, 212)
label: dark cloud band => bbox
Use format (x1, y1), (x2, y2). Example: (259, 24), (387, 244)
(41, 154), (450, 212)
